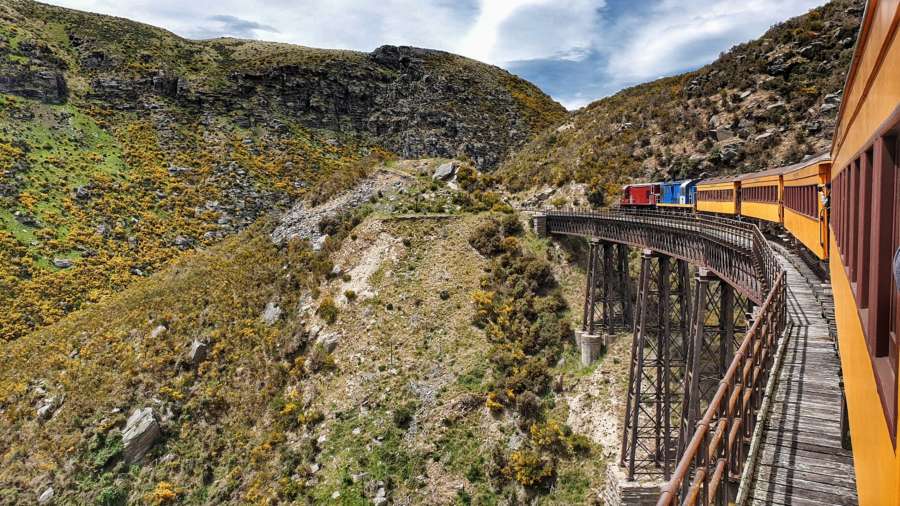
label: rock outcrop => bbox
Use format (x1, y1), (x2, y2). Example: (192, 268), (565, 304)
(271, 171), (408, 246)
(2, 1), (565, 170)
(122, 407), (161, 464)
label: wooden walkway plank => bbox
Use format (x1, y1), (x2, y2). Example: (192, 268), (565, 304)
(745, 246), (858, 505)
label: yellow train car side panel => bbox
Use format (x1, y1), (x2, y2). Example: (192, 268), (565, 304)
(695, 181), (738, 215)
(783, 160), (831, 260)
(830, 232), (900, 506)
(739, 172), (782, 223)
(828, 1), (900, 503)
(784, 209), (827, 259)
(696, 200), (736, 214)
(740, 201), (781, 223)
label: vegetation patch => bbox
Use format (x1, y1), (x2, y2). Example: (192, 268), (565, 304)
(467, 213), (593, 497)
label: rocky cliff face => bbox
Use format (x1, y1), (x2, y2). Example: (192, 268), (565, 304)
(499, 0), (864, 193)
(1, 1), (563, 169)
(0, 0), (564, 341)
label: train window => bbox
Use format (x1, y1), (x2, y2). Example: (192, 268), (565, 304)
(841, 169), (853, 256)
(850, 159), (860, 283)
(872, 133), (900, 437)
(699, 188), (733, 202)
(858, 149), (873, 309)
(838, 174), (844, 244)
(836, 174), (843, 245)
(743, 184), (778, 203)
(832, 176), (839, 242)
(892, 133), (899, 399)
(784, 185), (818, 218)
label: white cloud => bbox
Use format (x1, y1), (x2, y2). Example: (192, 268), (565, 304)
(41, 0), (601, 65)
(42, 0), (474, 50)
(607, 0), (828, 82)
(453, 0), (601, 64)
(39, 0), (831, 106)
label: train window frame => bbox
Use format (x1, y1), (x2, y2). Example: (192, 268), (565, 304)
(834, 116), (900, 445)
(784, 184), (818, 218)
(698, 188), (734, 202)
(743, 184), (779, 203)
(869, 132), (898, 442)
(858, 149), (873, 311)
(850, 159), (860, 283)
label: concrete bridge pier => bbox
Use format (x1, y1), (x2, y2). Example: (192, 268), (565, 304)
(579, 239), (634, 365)
(532, 212), (547, 237)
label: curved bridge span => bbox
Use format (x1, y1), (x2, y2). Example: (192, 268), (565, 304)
(539, 210), (779, 305)
(533, 209), (789, 506)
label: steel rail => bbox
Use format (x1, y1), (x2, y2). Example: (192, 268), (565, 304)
(534, 208), (787, 505)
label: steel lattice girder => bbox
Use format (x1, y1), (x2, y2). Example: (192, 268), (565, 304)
(582, 241), (633, 336)
(621, 251), (692, 480)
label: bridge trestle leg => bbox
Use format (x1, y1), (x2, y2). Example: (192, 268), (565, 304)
(677, 269), (753, 505)
(620, 250), (688, 480)
(578, 240), (604, 365)
(578, 241), (633, 365)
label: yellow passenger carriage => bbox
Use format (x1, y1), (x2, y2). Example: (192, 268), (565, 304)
(826, 0), (900, 503)
(738, 166), (784, 225)
(781, 153), (831, 261)
(695, 176), (740, 216)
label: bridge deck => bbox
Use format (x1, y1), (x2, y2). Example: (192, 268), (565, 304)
(747, 247), (857, 505)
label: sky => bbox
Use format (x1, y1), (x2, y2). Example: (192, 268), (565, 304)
(42, 0), (829, 110)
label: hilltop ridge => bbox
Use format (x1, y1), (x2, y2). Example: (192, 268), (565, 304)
(0, 0), (564, 340)
(498, 0), (864, 198)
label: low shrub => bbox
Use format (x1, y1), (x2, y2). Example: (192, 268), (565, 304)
(393, 402), (416, 429)
(505, 449), (555, 488)
(306, 344), (336, 373)
(317, 296), (338, 324)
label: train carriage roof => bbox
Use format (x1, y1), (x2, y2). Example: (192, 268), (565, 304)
(774, 152), (831, 176)
(696, 174), (740, 186)
(623, 182), (662, 188)
(738, 165), (788, 181)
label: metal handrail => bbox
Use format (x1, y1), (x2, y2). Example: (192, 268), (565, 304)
(658, 272), (785, 505)
(539, 208), (778, 304)
(534, 208), (787, 505)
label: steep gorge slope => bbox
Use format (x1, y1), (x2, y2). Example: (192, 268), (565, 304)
(499, 0), (864, 196)
(0, 0), (564, 340)
(0, 167), (615, 504)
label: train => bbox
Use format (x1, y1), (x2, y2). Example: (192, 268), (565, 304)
(620, 152), (832, 262)
(621, 1), (899, 501)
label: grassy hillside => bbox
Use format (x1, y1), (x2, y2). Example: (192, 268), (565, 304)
(0, 169), (627, 504)
(498, 0), (864, 197)
(0, 0), (564, 341)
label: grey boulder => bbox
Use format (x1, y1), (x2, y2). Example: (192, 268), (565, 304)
(262, 302), (282, 326)
(432, 162), (457, 180)
(316, 332), (340, 353)
(188, 340), (208, 366)
(122, 408), (161, 464)
(38, 487), (54, 504)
